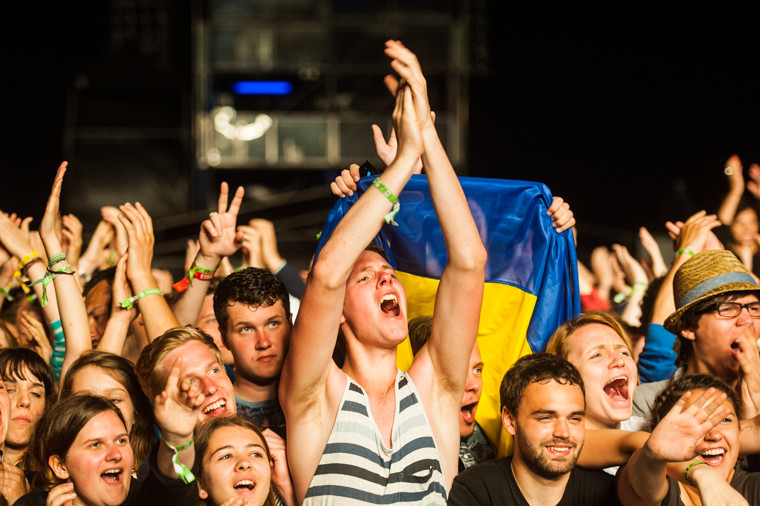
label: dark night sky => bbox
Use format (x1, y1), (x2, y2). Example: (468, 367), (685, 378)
(3, 3), (759, 252)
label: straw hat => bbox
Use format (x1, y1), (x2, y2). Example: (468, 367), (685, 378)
(663, 250), (760, 334)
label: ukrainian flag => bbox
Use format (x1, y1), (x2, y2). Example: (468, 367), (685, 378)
(316, 175), (580, 456)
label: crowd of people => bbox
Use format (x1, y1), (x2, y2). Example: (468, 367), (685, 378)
(0, 39), (759, 506)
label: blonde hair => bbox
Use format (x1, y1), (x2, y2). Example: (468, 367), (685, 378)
(135, 326), (224, 402)
(546, 311), (634, 360)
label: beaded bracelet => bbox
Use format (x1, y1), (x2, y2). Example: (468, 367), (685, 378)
(162, 438), (195, 484)
(120, 288), (162, 310)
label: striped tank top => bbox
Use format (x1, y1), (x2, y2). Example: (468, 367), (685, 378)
(303, 370), (448, 505)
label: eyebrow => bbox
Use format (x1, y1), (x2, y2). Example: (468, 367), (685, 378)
(209, 443), (266, 459)
(5, 380), (45, 389)
(531, 409), (585, 416)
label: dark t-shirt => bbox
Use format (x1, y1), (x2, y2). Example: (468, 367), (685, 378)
(660, 469), (760, 505)
(448, 456), (619, 505)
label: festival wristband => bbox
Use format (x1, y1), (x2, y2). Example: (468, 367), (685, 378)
(372, 178), (400, 226)
(120, 288), (162, 310)
(18, 252), (40, 269)
(47, 253), (67, 267)
(28, 264), (74, 306)
(684, 460), (708, 487)
(675, 248), (696, 258)
(162, 438), (195, 484)
(173, 259), (217, 292)
(632, 281), (648, 293)
(0, 286), (13, 302)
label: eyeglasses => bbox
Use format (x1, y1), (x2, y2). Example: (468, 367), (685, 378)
(710, 302), (760, 318)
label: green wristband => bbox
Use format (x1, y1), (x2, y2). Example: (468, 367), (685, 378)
(675, 248), (696, 258)
(684, 460), (708, 487)
(162, 438), (195, 484)
(372, 178), (400, 226)
(48, 253), (67, 267)
(120, 288), (162, 310)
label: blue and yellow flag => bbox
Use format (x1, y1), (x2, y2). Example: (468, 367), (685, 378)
(315, 175), (580, 456)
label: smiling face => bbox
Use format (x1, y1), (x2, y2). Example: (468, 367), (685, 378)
(52, 410), (134, 506)
(565, 323), (637, 429)
(460, 342), (484, 438)
(223, 300), (291, 387)
(162, 340), (236, 422)
(341, 250), (408, 348)
(690, 389), (739, 481)
(503, 380), (585, 480)
(5, 367), (46, 449)
(69, 365), (135, 434)
(684, 294), (760, 382)
(199, 425), (272, 506)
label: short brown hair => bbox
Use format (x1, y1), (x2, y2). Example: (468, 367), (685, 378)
(650, 374), (741, 429)
(500, 353), (584, 414)
(135, 326), (223, 402)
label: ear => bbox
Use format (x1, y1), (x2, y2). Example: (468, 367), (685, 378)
(680, 327), (696, 342)
(502, 407), (517, 436)
(288, 313), (293, 326)
(197, 481), (209, 500)
(49, 454), (69, 480)
(339, 314), (346, 325)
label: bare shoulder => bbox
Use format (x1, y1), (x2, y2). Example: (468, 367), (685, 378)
(285, 365), (348, 501)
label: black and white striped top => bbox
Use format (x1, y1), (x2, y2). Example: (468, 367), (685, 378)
(303, 370), (448, 505)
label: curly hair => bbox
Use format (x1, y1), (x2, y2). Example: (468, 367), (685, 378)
(650, 374), (740, 429)
(500, 353), (584, 415)
(213, 268), (290, 335)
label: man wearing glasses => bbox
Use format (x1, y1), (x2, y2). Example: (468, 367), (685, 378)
(633, 249), (760, 421)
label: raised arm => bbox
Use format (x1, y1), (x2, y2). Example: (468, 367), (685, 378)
(384, 39), (486, 400)
(38, 163), (91, 384)
(281, 78), (424, 405)
(118, 202), (179, 339)
(717, 154), (745, 226)
(172, 182), (244, 326)
(618, 389), (729, 506)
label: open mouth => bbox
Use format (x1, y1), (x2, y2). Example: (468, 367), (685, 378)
(101, 468), (123, 483)
(603, 376), (629, 401)
(380, 294), (400, 317)
(202, 399), (227, 416)
(701, 448), (726, 466)
(234, 479), (255, 492)
(461, 402), (478, 424)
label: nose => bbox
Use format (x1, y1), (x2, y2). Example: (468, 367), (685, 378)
(236, 457), (252, 471)
(703, 427), (724, 442)
(106, 442), (123, 462)
(736, 306), (754, 325)
(609, 352), (626, 369)
(377, 270), (393, 287)
(552, 418), (570, 439)
(200, 376), (218, 396)
(15, 389), (30, 409)
(255, 330), (271, 350)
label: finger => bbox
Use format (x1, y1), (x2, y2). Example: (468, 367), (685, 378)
(135, 202), (154, 237)
(383, 74), (400, 96)
(547, 196), (563, 215)
(227, 186), (244, 217)
(201, 219), (219, 239)
(217, 182), (230, 213)
(210, 212), (222, 233)
(348, 164), (361, 182)
(330, 181), (346, 198)
(20, 217), (33, 233)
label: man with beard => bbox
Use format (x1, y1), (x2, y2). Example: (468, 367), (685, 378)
(448, 353), (619, 505)
(213, 267), (291, 438)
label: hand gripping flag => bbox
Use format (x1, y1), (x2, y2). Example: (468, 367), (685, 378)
(315, 175), (580, 456)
